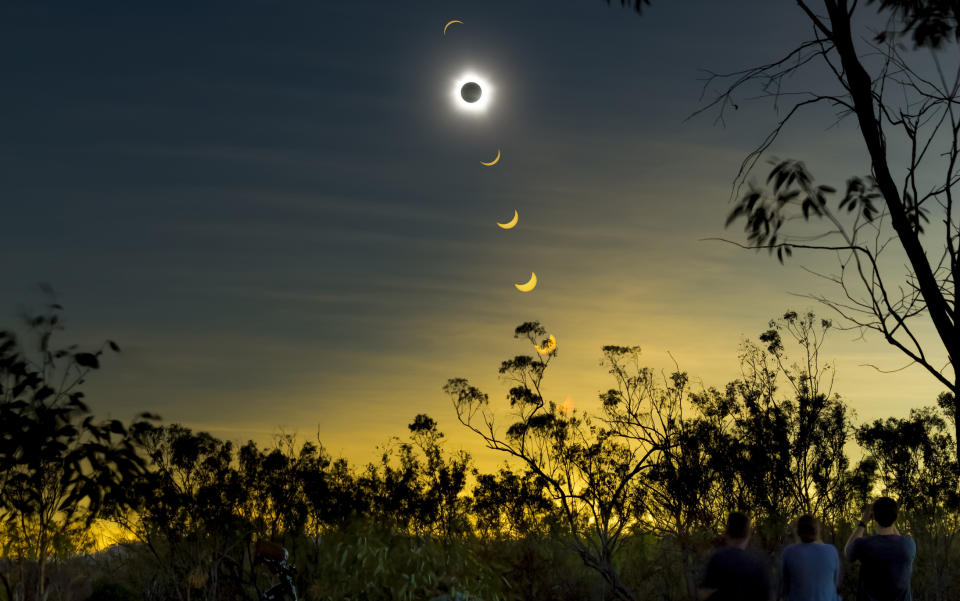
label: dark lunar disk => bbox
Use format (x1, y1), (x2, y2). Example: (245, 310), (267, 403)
(460, 82), (482, 103)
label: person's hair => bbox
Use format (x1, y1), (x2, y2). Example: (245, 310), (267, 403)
(874, 497), (899, 527)
(726, 512), (750, 539)
(796, 514), (819, 543)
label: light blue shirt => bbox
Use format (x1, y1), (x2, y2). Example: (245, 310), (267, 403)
(780, 542), (841, 601)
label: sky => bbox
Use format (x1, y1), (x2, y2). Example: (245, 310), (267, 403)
(0, 0), (951, 471)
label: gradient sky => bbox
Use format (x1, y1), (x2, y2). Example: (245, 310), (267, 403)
(0, 1), (949, 470)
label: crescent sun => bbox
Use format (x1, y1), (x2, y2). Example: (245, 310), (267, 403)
(443, 20), (463, 35)
(481, 149), (501, 166)
(515, 272), (537, 292)
(497, 210), (518, 229)
(535, 334), (557, 355)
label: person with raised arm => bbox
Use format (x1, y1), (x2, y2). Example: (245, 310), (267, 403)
(845, 498), (915, 601)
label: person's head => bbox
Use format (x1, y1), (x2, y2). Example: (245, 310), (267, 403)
(796, 514), (820, 543)
(874, 497), (899, 527)
(726, 511), (751, 542)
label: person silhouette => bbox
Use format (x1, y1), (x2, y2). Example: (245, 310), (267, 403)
(844, 497), (916, 601)
(698, 511), (771, 601)
(779, 515), (840, 601)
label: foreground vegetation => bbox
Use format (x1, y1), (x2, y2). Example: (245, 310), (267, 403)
(1, 306), (957, 601)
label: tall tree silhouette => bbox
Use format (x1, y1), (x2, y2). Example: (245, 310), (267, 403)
(471, 467), (555, 540)
(704, 313), (862, 519)
(856, 404), (960, 597)
(110, 424), (248, 601)
(357, 414), (472, 539)
(609, 0), (960, 456)
(445, 322), (684, 601)
(0, 305), (152, 601)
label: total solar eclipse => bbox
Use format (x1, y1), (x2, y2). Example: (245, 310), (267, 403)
(452, 72), (492, 113)
(460, 82), (482, 103)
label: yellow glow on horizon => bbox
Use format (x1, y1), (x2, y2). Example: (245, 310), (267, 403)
(89, 519), (137, 552)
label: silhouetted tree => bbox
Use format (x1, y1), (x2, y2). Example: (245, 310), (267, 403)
(471, 467), (556, 540)
(11, 304), (960, 599)
(304, 455), (360, 529)
(0, 305), (152, 601)
(111, 424), (251, 601)
(609, 0), (960, 458)
(758, 311), (859, 526)
(446, 322), (685, 601)
(642, 409), (736, 598)
(857, 406), (960, 513)
(357, 414), (472, 539)
(611, 1), (959, 46)
(238, 435), (328, 539)
(857, 404), (960, 600)
(682, 312), (863, 550)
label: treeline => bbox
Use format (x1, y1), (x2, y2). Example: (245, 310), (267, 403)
(1, 307), (958, 601)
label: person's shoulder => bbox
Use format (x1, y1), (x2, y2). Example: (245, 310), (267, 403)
(705, 544), (738, 573)
(846, 535), (865, 559)
(818, 542), (840, 561)
(781, 543), (806, 556)
(712, 545), (743, 562)
(714, 545), (759, 563)
(781, 543), (806, 563)
(707, 544), (735, 562)
(785, 542), (838, 558)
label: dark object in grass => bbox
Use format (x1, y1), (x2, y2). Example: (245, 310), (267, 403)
(86, 579), (137, 601)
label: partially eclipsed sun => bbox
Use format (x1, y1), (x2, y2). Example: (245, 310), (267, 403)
(497, 210), (518, 229)
(515, 272), (537, 292)
(481, 149), (501, 166)
(535, 334), (557, 355)
(443, 20), (463, 36)
(559, 395), (574, 415)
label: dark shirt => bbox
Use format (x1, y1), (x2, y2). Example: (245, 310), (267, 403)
(701, 545), (771, 601)
(846, 534), (916, 601)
